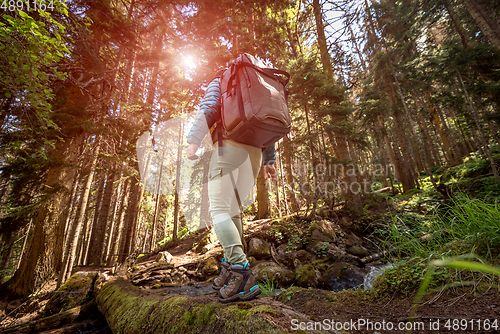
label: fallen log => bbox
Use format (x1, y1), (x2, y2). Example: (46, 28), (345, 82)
(94, 276), (338, 334)
(0, 301), (96, 334)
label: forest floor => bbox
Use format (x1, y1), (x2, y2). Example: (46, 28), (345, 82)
(1, 157), (500, 333)
(1, 210), (499, 333)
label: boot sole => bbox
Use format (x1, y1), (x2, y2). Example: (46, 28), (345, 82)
(218, 286), (261, 303)
(212, 283), (222, 291)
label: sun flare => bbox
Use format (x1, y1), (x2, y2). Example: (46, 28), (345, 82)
(182, 55), (197, 69)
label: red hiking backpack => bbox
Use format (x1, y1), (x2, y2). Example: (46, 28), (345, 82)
(216, 53), (291, 149)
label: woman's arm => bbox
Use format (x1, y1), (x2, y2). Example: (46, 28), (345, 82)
(186, 78), (221, 146)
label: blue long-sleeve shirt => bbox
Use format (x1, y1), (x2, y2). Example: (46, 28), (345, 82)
(187, 78), (276, 165)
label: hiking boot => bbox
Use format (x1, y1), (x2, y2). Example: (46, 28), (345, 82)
(212, 258), (231, 290)
(218, 264), (261, 303)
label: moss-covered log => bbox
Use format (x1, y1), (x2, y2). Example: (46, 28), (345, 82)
(94, 277), (317, 334)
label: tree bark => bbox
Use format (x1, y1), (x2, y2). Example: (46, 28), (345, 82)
(312, 0), (363, 213)
(172, 121), (184, 244)
(6, 133), (85, 297)
(118, 174), (142, 262)
(16, 219), (32, 271)
(443, 0), (469, 48)
(63, 172), (81, 247)
(462, 0), (500, 50)
(0, 231), (15, 283)
(282, 135), (298, 213)
(103, 175), (123, 263)
(256, 165), (270, 219)
(57, 140), (100, 287)
(457, 70), (499, 182)
(422, 93), (459, 166)
(84, 171), (106, 265)
(87, 166), (116, 265)
(416, 111), (440, 167)
(107, 179), (131, 265)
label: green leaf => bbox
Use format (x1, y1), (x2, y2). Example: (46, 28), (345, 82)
(432, 259), (500, 276)
(5, 92), (11, 98)
(19, 10), (29, 19)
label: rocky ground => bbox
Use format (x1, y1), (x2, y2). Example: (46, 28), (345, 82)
(0, 211), (499, 333)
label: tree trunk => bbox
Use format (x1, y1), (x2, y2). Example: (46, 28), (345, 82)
(87, 167), (116, 266)
(304, 103), (319, 209)
(118, 175), (142, 262)
(313, 0), (363, 213)
(63, 172), (81, 247)
(378, 70), (416, 192)
(443, 0), (469, 48)
(422, 94), (459, 166)
(457, 70), (499, 182)
(282, 135), (298, 213)
(276, 142), (288, 215)
(416, 111), (440, 167)
(0, 231), (15, 283)
(172, 121), (184, 244)
(85, 172), (106, 265)
(57, 141), (100, 286)
(16, 219), (32, 271)
(462, 0), (500, 50)
(405, 97), (438, 187)
(76, 194), (92, 266)
(391, 112), (417, 191)
(383, 46), (423, 178)
(149, 142), (168, 250)
(107, 179), (131, 265)
(256, 165), (270, 219)
(6, 133), (85, 297)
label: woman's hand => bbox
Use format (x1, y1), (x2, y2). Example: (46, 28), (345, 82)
(186, 143), (200, 160)
(264, 164), (277, 181)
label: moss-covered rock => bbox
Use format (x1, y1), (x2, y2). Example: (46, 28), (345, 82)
(344, 232), (363, 247)
(247, 256), (257, 267)
(305, 241), (330, 257)
(201, 258), (219, 276)
(252, 262), (294, 287)
(294, 264), (322, 288)
(247, 238), (271, 260)
(276, 245), (313, 270)
(346, 245), (370, 258)
(193, 229), (218, 254)
(308, 220), (340, 243)
(325, 243), (346, 262)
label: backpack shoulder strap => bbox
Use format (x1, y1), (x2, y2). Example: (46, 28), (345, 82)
(240, 62), (290, 86)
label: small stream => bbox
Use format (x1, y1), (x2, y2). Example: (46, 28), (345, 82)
(363, 262), (393, 289)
